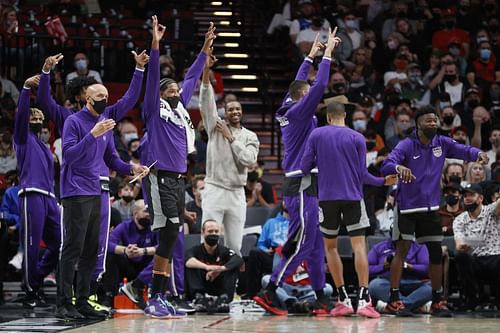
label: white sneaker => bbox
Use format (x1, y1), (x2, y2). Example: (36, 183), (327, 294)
(44, 272), (57, 286)
(419, 301), (432, 314)
(375, 300), (387, 313)
(8, 251), (23, 271)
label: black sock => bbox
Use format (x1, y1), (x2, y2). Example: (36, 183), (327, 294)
(152, 274), (166, 296)
(432, 288), (443, 303)
(315, 289), (325, 300)
(389, 288), (400, 303)
(132, 278), (145, 290)
(359, 286), (370, 302)
(337, 285), (348, 302)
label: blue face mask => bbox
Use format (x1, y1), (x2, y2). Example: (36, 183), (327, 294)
(352, 119), (367, 132)
(479, 49), (491, 61)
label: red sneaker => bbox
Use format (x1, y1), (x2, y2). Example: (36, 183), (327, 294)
(253, 289), (288, 316)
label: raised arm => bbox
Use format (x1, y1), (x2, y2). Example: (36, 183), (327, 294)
(143, 15), (165, 123)
(104, 50), (148, 121)
(443, 136), (483, 163)
(200, 49), (219, 133)
(38, 54), (72, 131)
(179, 22), (215, 106)
(13, 76), (39, 145)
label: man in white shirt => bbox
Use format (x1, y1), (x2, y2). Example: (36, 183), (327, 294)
(65, 53), (103, 85)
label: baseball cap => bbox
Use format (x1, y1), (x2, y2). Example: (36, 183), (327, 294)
(462, 183), (483, 195)
(465, 86), (481, 97)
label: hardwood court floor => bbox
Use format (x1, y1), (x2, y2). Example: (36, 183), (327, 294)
(66, 313), (500, 333)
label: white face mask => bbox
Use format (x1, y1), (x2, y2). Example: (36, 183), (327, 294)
(123, 132), (138, 144)
(75, 59), (88, 71)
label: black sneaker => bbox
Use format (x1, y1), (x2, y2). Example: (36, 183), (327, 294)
(193, 293), (208, 312)
(386, 300), (414, 317)
(215, 294), (230, 313)
(308, 296), (334, 315)
(76, 303), (108, 319)
(23, 291), (50, 309)
(55, 304), (85, 319)
(253, 288), (288, 316)
(430, 299), (453, 317)
(169, 296), (196, 313)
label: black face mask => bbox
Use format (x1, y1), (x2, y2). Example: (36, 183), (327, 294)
(166, 96), (180, 109)
(366, 141), (376, 151)
(131, 150), (140, 160)
(205, 234), (219, 246)
(247, 171), (258, 182)
(464, 202), (479, 212)
(92, 98), (107, 114)
(466, 99), (479, 110)
(449, 175), (462, 184)
(122, 195), (134, 203)
(138, 217), (151, 228)
(30, 123), (42, 134)
(442, 115), (454, 126)
(422, 127), (437, 140)
(332, 83), (346, 92)
(445, 195), (459, 206)
(444, 74), (456, 83)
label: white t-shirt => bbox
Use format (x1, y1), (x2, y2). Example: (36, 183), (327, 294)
(295, 28), (329, 45)
(444, 81), (463, 106)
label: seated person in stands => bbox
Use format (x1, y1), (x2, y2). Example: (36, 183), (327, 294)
(368, 237), (432, 314)
(111, 181), (137, 221)
(261, 249), (333, 314)
(245, 204), (289, 299)
(185, 175), (205, 234)
(375, 186), (396, 237)
(65, 52), (102, 85)
(185, 220), (243, 311)
(245, 162), (277, 208)
(101, 200), (157, 309)
(453, 183), (500, 310)
(439, 182), (464, 236)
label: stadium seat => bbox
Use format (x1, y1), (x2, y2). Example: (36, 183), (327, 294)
(240, 234), (258, 257)
(245, 207), (273, 227)
(184, 234), (201, 254)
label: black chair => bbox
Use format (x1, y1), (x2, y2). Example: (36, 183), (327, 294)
(367, 235), (389, 251)
(240, 234), (258, 257)
(245, 207), (274, 227)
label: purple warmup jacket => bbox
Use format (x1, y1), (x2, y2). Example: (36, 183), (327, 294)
(60, 108), (131, 198)
(381, 132), (481, 213)
(37, 67), (144, 179)
(108, 219), (159, 263)
(143, 49), (206, 173)
(368, 239), (429, 279)
(14, 88), (55, 196)
(301, 125), (384, 201)
(275, 56), (331, 176)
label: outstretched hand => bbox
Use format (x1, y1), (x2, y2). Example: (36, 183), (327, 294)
(132, 50), (149, 69)
(43, 53), (64, 73)
(202, 22), (216, 53)
(308, 33), (325, 59)
(384, 174), (398, 186)
(476, 152), (489, 165)
(396, 165), (416, 184)
(151, 15), (166, 47)
(24, 75), (40, 89)
(324, 27), (342, 57)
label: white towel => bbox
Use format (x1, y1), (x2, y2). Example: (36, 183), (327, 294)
(159, 98), (196, 154)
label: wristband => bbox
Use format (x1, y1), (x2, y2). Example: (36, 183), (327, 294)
(143, 248), (147, 256)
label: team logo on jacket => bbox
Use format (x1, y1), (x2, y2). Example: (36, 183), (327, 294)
(276, 116), (289, 127)
(432, 146), (442, 157)
(318, 207), (324, 223)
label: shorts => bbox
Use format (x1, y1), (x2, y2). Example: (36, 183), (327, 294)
(145, 170), (185, 231)
(393, 209), (442, 243)
(318, 200), (369, 238)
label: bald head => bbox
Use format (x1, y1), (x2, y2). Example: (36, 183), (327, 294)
(86, 84), (108, 114)
(132, 199), (146, 214)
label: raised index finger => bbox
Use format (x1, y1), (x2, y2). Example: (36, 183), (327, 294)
(332, 26), (338, 37)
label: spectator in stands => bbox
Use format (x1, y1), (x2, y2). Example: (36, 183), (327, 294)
(112, 181), (136, 221)
(289, 0), (329, 44)
(466, 40), (499, 91)
(159, 54), (176, 80)
(115, 120), (138, 162)
(438, 106), (461, 137)
(0, 76), (19, 105)
(295, 15), (329, 57)
(443, 162), (465, 186)
(245, 162), (277, 208)
(386, 111), (412, 150)
(0, 80), (17, 130)
(369, 238), (432, 314)
(453, 184), (500, 310)
(102, 200), (157, 309)
(383, 53), (410, 96)
(351, 110), (384, 151)
(485, 127), (500, 169)
(456, 0), (481, 33)
(0, 132), (16, 174)
(429, 62), (467, 108)
(380, 1), (413, 41)
(464, 162), (486, 185)
(470, 105), (494, 151)
(384, 98), (412, 140)
(128, 138), (141, 166)
(373, 32), (408, 73)
(325, 71), (348, 99)
(185, 175), (204, 234)
(0, 170), (20, 271)
(400, 63), (427, 106)
(338, 11), (362, 51)
(375, 186), (396, 237)
(450, 126), (469, 146)
(245, 205), (289, 299)
(65, 52), (103, 85)
(439, 182), (464, 236)
(185, 220), (243, 304)
(432, 7), (470, 58)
